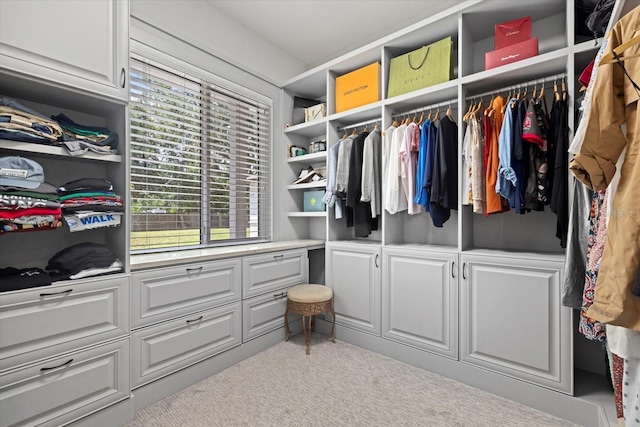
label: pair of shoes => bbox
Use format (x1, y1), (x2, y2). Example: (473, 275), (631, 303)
(293, 167), (325, 185)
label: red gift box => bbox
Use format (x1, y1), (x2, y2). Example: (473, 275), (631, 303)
(485, 38), (538, 70)
(494, 16), (532, 50)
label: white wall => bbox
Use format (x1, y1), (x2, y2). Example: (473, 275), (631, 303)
(130, 0), (306, 86)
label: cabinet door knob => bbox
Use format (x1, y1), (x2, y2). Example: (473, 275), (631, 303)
(40, 358), (73, 372)
(186, 315), (203, 324)
(40, 289), (72, 297)
(121, 67), (126, 88)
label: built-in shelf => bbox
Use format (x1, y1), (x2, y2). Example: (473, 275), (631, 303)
(0, 139), (122, 163)
(287, 151), (327, 164)
(284, 118), (326, 138)
(287, 211), (327, 217)
(287, 181), (326, 190)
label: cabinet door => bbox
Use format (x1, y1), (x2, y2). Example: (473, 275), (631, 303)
(459, 253), (572, 393)
(131, 302), (241, 389)
(382, 247), (458, 359)
(326, 242), (381, 335)
(0, 338), (129, 427)
(242, 249), (308, 298)
(131, 258), (242, 329)
(0, 275), (129, 372)
(0, 0), (129, 100)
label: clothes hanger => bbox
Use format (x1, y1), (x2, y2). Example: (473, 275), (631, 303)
(418, 111), (425, 125)
(392, 117), (399, 127)
(599, 34), (640, 66)
(464, 100), (474, 121)
(351, 128), (358, 136)
(561, 78), (567, 101)
(433, 109), (440, 121)
(446, 102), (455, 122)
(554, 79), (560, 101)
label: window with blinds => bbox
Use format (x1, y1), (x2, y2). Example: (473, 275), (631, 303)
(129, 53), (271, 253)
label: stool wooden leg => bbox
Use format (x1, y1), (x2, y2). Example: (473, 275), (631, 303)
(329, 307), (336, 343)
(284, 308), (290, 342)
(303, 315), (311, 355)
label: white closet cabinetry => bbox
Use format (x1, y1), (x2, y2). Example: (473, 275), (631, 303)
(281, 0), (636, 403)
(459, 252), (571, 393)
(326, 242), (381, 335)
(382, 246), (458, 359)
(0, 0), (129, 101)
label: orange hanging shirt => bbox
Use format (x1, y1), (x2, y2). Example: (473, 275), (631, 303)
(485, 96), (505, 215)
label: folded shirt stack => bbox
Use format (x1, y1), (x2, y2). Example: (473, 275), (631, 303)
(0, 156), (62, 234)
(0, 96), (63, 145)
(58, 178), (124, 232)
(0, 267), (52, 292)
(46, 242), (122, 282)
(52, 113), (119, 155)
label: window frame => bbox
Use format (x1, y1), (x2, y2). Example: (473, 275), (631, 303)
(129, 41), (274, 254)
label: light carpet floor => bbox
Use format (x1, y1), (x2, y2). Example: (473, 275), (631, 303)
(127, 334), (580, 427)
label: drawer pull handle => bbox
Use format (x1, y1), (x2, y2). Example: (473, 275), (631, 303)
(463, 263), (467, 280)
(273, 254), (284, 260)
(186, 315), (203, 324)
(186, 267), (203, 273)
(39, 289), (72, 297)
(273, 292), (287, 299)
(41, 358), (73, 372)
(121, 67), (126, 88)
(451, 261), (456, 278)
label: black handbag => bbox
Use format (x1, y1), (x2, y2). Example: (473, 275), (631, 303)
(586, 0), (616, 38)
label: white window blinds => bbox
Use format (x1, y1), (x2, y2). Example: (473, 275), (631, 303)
(129, 53), (271, 252)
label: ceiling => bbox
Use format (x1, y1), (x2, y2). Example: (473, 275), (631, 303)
(208, 0), (462, 68)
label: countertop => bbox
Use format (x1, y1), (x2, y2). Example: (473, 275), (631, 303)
(130, 239), (326, 271)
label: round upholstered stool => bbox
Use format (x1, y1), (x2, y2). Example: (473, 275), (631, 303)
(284, 284), (336, 355)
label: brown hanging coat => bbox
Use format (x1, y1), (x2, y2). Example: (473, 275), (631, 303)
(570, 6), (640, 331)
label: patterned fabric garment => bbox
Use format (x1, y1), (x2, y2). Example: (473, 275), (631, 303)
(578, 190), (607, 341)
(608, 348), (625, 421)
(623, 357), (640, 425)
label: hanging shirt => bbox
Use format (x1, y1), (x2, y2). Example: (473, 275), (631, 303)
(384, 124), (408, 214)
(361, 130), (382, 219)
(429, 116), (458, 227)
(415, 119), (435, 210)
(399, 122), (422, 215)
(346, 131), (375, 237)
(461, 120), (473, 206)
(323, 139), (345, 219)
(485, 96), (505, 215)
(335, 135), (355, 195)
(470, 116), (486, 214)
(496, 98), (517, 201)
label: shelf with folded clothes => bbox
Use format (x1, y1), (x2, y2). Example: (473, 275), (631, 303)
(0, 139), (122, 163)
(0, 96), (123, 162)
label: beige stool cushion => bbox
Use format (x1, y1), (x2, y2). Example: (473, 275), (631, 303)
(288, 284), (332, 303)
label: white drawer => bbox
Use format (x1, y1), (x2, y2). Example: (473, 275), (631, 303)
(0, 275), (129, 372)
(242, 249), (308, 298)
(0, 338), (130, 427)
(131, 301), (241, 389)
(242, 286), (291, 342)
(131, 258), (241, 329)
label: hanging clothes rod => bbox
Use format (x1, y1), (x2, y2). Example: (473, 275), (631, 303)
(337, 118), (381, 133)
(393, 99), (458, 119)
(467, 73), (567, 100)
